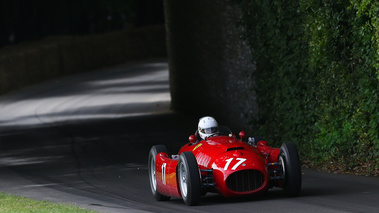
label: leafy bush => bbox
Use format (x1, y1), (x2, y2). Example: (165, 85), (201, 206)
(235, 0), (379, 175)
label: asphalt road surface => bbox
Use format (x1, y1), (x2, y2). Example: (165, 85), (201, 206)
(0, 60), (378, 213)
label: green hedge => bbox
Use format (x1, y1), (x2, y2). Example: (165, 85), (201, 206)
(236, 0), (379, 175)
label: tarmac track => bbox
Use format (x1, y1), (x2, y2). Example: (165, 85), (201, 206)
(0, 60), (378, 213)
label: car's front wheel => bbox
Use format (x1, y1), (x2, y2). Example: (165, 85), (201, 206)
(279, 142), (302, 197)
(148, 145), (170, 201)
(178, 151), (201, 206)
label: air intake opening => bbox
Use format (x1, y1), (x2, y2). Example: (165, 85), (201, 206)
(226, 170), (265, 192)
(226, 147), (244, 151)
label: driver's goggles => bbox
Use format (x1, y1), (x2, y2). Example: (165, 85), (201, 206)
(200, 127), (219, 134)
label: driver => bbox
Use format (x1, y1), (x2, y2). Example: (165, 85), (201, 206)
(196, 116), (219, 141)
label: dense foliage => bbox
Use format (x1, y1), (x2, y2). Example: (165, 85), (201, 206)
(235, 0), (379, 175)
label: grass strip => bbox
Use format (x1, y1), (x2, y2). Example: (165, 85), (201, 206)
(0, 192), (97, 213)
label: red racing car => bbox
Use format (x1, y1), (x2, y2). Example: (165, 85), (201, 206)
(148, 126), (302, 206)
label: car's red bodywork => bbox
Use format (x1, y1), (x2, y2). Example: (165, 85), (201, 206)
(154, 133), (283, 199)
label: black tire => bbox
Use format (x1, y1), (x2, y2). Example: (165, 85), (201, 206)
(178, 152), (201, 206)
(148, 145), (170, 201)
(279, 142), (302, 197)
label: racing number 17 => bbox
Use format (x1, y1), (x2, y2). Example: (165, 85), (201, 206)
(224, 158), (246, 170)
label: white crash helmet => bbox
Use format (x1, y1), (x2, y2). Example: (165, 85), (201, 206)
(198, 116), (219, 139)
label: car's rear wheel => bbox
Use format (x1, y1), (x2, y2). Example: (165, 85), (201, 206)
(279, 142), (302, 197)
(178, 151), (201, 206)
(148, 145), (170, 201)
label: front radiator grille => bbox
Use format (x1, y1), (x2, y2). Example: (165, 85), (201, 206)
(226, 170), (265, 192)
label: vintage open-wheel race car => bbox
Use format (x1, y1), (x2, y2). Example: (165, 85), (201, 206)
(148, 126), (302, 206)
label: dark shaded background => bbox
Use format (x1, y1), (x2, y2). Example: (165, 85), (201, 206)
(0, 0), (164, 47)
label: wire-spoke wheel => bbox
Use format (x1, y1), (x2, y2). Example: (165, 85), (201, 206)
(178, 152), (201, 206)
(279, 142), (302, 197)
(148, 145), (170, 201)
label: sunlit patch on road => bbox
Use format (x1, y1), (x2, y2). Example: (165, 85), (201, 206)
(0, 61), (170, 128)
(0, 156), (64, 167)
